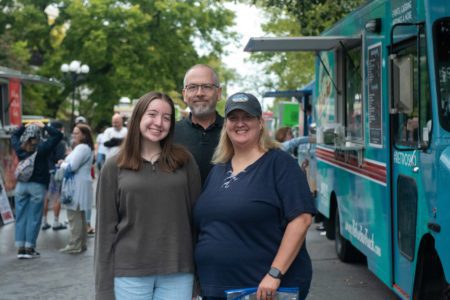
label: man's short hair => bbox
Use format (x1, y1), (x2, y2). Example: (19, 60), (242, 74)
(183, 64), (220, 87)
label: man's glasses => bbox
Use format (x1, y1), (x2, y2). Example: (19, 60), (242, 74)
(184, 83), (219, 94)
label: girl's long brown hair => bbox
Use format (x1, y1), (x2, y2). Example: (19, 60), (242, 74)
(117, 91), (190, 171)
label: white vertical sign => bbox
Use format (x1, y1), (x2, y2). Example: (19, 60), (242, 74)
(0, 175), (14, 225)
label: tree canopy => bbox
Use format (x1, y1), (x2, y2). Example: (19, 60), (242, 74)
(0, 0), (368, 126)
(0, 0), (236, 129)
(248, 0), (365, 92)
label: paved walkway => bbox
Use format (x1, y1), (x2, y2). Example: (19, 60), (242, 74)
(0, 209), (96, 299)
(0, 209), (396, 299)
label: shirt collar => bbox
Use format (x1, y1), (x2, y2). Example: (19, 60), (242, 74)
(187, 112), (223, 130)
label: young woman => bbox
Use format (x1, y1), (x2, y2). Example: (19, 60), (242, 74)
(194, 92), (316, 300)
(59, 123), (94, 254)
(95, 91), (201, 300)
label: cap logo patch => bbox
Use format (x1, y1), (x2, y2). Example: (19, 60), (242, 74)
(231, 94), (249, 103)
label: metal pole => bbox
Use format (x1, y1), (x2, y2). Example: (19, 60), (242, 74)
(71, 73), (76, 129)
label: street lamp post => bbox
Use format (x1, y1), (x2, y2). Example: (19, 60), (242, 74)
(61, 60), (89, 128)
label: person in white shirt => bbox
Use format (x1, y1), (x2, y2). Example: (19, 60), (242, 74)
(103, 113), (128, 159)
(95, 127), (107, 171)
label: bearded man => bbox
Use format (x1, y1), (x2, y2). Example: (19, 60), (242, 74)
(174, 64), (223, 184)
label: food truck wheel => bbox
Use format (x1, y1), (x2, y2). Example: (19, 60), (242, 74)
(334, 207), (364, 263)
(413, 241), (449, 300)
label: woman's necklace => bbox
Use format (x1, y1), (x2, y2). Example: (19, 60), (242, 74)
(143, 152), (161, 164)
(148, 152), (161, 163)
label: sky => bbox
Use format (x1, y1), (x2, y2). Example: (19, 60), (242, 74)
(222, 3), (274, 108)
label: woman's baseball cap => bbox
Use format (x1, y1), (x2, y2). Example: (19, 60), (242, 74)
(225, 92), (262, 117)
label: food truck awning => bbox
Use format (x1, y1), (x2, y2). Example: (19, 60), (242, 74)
(263, 90), (311, 98)
(244, 36), (361, 52)
(263, 81), (314, 99)
(0, 66), (61, 86)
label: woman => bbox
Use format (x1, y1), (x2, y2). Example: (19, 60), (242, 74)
(59, 123), (94, 254)
(194, 92), (316, 300)
(11, 122), (63, 259)
(275, 126), (315, 155)
(95, 91), (201, 300)
(275, 127), (294, 143)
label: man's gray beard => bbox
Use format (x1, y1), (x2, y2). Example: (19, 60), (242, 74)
(189, 103), (216, 118)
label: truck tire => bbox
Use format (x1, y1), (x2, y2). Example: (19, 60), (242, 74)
(334, 207), (364, 263)
(413, 244), (449, 300)
(324, 217), (335, 240)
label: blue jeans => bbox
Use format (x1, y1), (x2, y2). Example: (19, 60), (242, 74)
(14, 182), (47, 248)
(97, 153), (105, 171)
(114, 272), (194, 300)
(85, 208), (92, 225)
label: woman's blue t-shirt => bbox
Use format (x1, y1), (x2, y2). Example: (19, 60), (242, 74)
(193, 149), (317, 298)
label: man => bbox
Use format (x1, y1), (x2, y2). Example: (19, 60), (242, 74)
(95, 126), (107, 171)
(42, 121), (68, 231)
(174, 64), (223, 184)
(103, 113), (128, 159)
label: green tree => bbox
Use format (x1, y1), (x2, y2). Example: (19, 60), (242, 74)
(252, 0), (365, 36)
(245, 0), (365, 92)
(0, 0), (236, 129)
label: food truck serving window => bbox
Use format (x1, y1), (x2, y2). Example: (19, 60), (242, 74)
(391, 25), (431, 149)
(345, 46), (363, 141)
(434, 18), (450, 132)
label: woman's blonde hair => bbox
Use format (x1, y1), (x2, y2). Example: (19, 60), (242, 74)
(212, 118), (280, 164)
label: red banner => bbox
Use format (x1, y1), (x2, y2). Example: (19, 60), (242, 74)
(8, 79), (21, 126)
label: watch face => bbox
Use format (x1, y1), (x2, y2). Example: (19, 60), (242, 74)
(269, 267), (282, 279)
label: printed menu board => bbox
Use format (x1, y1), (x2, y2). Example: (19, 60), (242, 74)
(368, 43), (382, 146)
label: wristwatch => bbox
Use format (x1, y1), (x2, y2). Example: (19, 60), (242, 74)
(268, 267), (284, 280)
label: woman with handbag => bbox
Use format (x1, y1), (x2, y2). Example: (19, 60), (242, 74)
(11, 122), (63, 259)
(59, 123), (94, 254)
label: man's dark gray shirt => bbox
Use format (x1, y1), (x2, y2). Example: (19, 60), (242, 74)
(174, 112), (224, 185)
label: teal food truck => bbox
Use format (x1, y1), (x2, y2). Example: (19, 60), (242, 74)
(245, 0), (450, 298)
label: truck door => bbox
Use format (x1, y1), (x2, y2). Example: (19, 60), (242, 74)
(389, 23), (432, 298)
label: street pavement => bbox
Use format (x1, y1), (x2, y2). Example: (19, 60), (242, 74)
(307, 223), (398, 300)
(0, 209), (95, 300)
(0, 213), (398, 300)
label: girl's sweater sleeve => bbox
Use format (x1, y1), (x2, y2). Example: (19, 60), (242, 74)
(94, 158), (119, 300)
